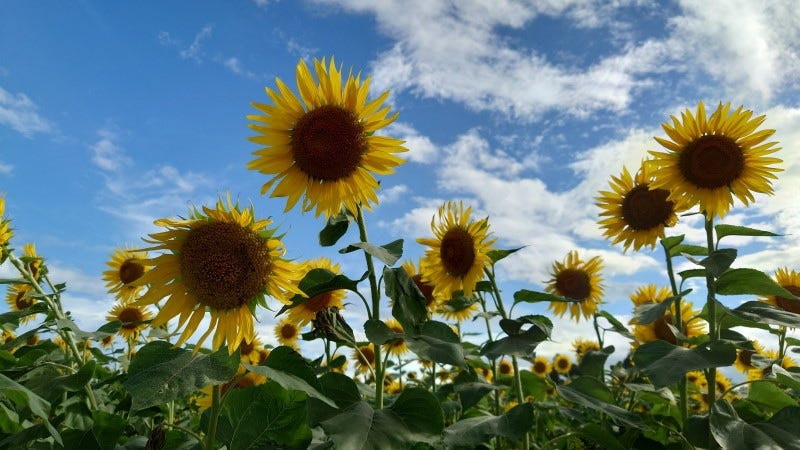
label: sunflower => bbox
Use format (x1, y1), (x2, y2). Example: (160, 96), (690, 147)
(648, 101), (782, 219)
(762, 267), (800, 314)
(532, 356), (551, 377)
(417, 201), (496, 300)
(21, 243), (44, 281)
(100, 334), (115, 348)
(629, 284), (707, 346)
(195, 369), (267, 410)
(747, 349), (797, 381)
(572, 338), (600, 361)
(553, 354), (572, 374)
(132, 195), (305, 354)
(353, 343), (375, 374)
(435, 296), (479, 322)
(734, 340), (766, 373)
(285, 257), (347, 325)
(478, 366), (494, 383)
(545, 251), (604, 321)
(26, 333), (40, 346)
(498, 359), (514, 376)
(5, 284), (36, 324)
(401, 259), (437, 310)
(0, 196), (11, 250)
(274, 318), (300, 349)
(238, 336), (264, 364)
(106, 302), (153, 341)
(103, 246), (149, 303)
(384, 318), (409, 357)
(597, 161), (689, 251)
(247, 57), (407, 219)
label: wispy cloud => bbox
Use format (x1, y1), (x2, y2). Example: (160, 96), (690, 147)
(180, 25), (214, 62)
(223, 57), (257, 79)
(0, 86), (52, 137)
(159, 26), (262, 80)
(90, 128), (131, 172)
(0, 162), (12, 175)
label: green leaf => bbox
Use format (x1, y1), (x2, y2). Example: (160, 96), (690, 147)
(715, 224), (781, 241)
(558, 380), (643, 428)
(487, 247), (524, 263)
(678, 268), (706, 281)
(406, 320), (467, 368)
(384, 266), (427, 332)
(124, 341), (240, 411)
(319, 388), (443, 449)
(0, 302), (48, 327)
(281, 269), (367, 315)
(0, 372), (51, 419)
(633, 291), (689, 325)
(568, 376), (615, 403)
(577, 423), (627, 450)
(774, 366), (800, 392)
(0, 402), (21, 433)
(216, 381), (311, 450)
(245, 345), (336, 408)
(443, 403), (533, 447)
(747, 380), (798, 413)
(717, 269), (799, 297)
(766, 406), (800, 442)
(519, 370), (550, 401)
(633, 340), (736, 389)
(696, 248), (737, 277)
(340, 239), (403, 266)
(684, 414), (710, 449)
(307, 372), (362, 425)
(480, 318), (550, 359)
(577, 346), (614, 379)
(319, 210), (350, 247)
(710, 400), (800, 450)
(364, 319), (401, 345)
(52, 360), (95, 393)
(727, 301), (800, 328)
(669, 244), (708, 258)
(595, 310), (633, 339)
(513, 289), (581, 304)
(91, 410), (126, 450)
(660, 234), (685, 252)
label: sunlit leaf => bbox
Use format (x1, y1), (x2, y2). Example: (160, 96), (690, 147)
(558, 378), (643, 428)
(595, 311), (633, 339)
(727, 301), (800, 328)
(633, 340), (736, 389)
(669, 244), (708, 258)
(340, 239), (403, 266)
(747, 380), (798, 413)
(406, 320), (467, 368)
(710, 400), (800, 450)
(715, 224), (780, 242)
(487, 247), (524, 263)
(245, 345), (336, 408)
(717, 269), (798, 297)
(660, 235), (684, 251)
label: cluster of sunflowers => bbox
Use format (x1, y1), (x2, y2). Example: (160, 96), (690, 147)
(2, 56), (800, 450)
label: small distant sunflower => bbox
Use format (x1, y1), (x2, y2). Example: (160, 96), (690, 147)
(597, 161), (689, 251)
(572, 338), (600, 361)
(238, 336), (264, 364)
(103, 247), (149, 303)
(532, 356), (551, 377)
(648, 101), (782, 219)
(401, 259), (437, 310)
(545, 251), (604, 321)
(0, 196), (11, 250)
(133, 195), (305, 354)
(553, 354), (572, 374)
(274, 319), (300, 349)
(435, 296), (479, 322)
(417, 201), (496, 300)
(762, 267), (800, 314)
(5, 284), (36, 324)
(734, 340), (766, 373)
(100, 334), (115, 348)
(247, 57), (407, 218)
(1, 329), (15, 346)
(286, 257), (347, 325)
(478, 366), (494, 382)
(384, 318), (408, 356)
(353, 343), (375, 374)
(630, 284), (707, 346)
(498, 359), (514, 376)
(685, 370), (707, 389)
(106, 302), (153, 341)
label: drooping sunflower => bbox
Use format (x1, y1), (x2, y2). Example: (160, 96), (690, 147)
(247, 57), (407, 219)
(761, 267), (800, 314)
(545, 251), (604, 321)
(597, 161), (689, 251)
(5, 284), (36, 324)
(417, 201), (497, 300)
(384, 318), (409, 357)
(629, 284), (707, 347)
(106, 302), (153, 341)
(552, 354), (572, 374)
(353, 343), (375, 374)
(572, 337), (600, 362)
(531, 356), (551, 377)
(132, 196), (306, 354)
(103, 246), (149, 303)
(401, 259), (437, 311)
(286, 257), (347, 326)
(648, 101), (782, 219)
(274, 318), (300, 349)
(0, 196), (12, 251)
(734, 340), (766, 373)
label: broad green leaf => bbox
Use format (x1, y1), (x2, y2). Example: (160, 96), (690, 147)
(567, 376), (615, 403)
(711, 400), (800, 450)
(715, 224), (780, 241)
(453, 369), (500, 412)
(319, 210), (350, 247)
(696, 248), (737, 277)
(0, 302), (48, 327)
(92, 410), (126, 450)
(727, 301), (800, 328)
(406, 320), (467, 368)
(480, 320), (549, 359)
(678, 268), (706, 281)
(340, 239), (403, 266)
(307, 372), (362, 425)
(669, 244), (708, 258)
(216, 381), (311, 450)
(633, 340), (736, 389)
(0, 372), (51, 419)
(124, 341), (240, 411)
(519, 370), (550, 400)
(384, 266), (427, 332)
(281, 269), (367, 316)
(0, 402), (21, 433)
(245, 345), (336, 408)
(577, 423), (626, 450)
(747, 380), (798, 413)
(684, 415), (710, 449)
(558, 381), (643, 428)
(766, 406), (800, 443)
(633, 291), (689, 325)
(717, 268), (798, 297)
(319, 388), (443, 449)
(595, 310), (633, 339)
(60, 430), (102, 450)
(244, 364), (336, 408)
(443, 403), (533, 447)
(513, 289), (580, 304)
(52, 360), (96, 393)
(364, 319), (401, 345)
(773, 366), (800, 393)
(660, 235), (684, 251)
(487, 247), (524, 263)
(577, 346), (614, 379)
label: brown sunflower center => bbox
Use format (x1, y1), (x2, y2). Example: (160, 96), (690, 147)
(775, 285), (800, 314)
(556, 358), (570, 371)
(622, 185), (675, 231)
(280, 323), (297, 340)
(119, 259), (145, 284)
(303, 292), (335, 315)
(118, 307), (145, 330)
(239, 339), (255, 355)
(292, 105), (366, 181)
(439, 227), (476, 277)
(15, 291), (33, 309)
(738, 349), (754, 367)
(499, 362), (512, 375)
(555, 269), (591, 300)
(179, 221), (271, 310)
(357, 347), (375, 365)
(653, 315), (678, 344)
(679, 135), (744, 189)
(533, 360), (548, 374)
(411, 274), (435, 306)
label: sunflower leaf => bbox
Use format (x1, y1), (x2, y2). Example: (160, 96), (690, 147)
(715, 224), (781, 242)
(487, 247), (524, 264)
(717, 269), (798, 298)
(319, 210), (351, 247)
(633, 340), (736, 389)
(678, 268), (706, 281)
(364, 319), (402, 345)
(726, 301), (800, 328)
(577, 346), (614, 379)
(660, 235), (685, 251)
(406, 320), (467, 368)
(558, 379), (643, 428)
(0, 302), (48, 327)
(443, 403), (533, 447)
(513, 289), (580, 305)
(747, 380), (798, 413)
(480, 320), (549, 359)
(632, 290), (690, 325)
(384, 266), (427, 332)
(695, 248), (737, 277)
(245, 346), (336, 408)
(339, 239), (403, 266)
(595, 310), (633, 339)
(710, 400), (800, 450)
(670, 244), (708, 258)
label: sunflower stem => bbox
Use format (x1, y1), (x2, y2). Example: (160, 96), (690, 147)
(704, 216), (718, 450)
(205, 384), (221, 450)
(355, 206), (384, 409)
(661, 239), (688, 425)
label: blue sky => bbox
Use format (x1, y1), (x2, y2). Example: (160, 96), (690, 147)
(2, 1), (800, 362)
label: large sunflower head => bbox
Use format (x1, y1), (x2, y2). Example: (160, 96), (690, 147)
(103, 246), (149, 303)
(545, 250), (604, 321)
(761, 267), (800, 314)
(629, 284), (707, 347)
(247, 57), (407, 218)
(133, 195), (305, 354)
(5, 284), (37, 324)
(286, 257), (347, 325)
(648, 101), (782, 219)
(597, 161), (690, 252)
(417, 201), (497, 300)
(106, 302), (153, 341)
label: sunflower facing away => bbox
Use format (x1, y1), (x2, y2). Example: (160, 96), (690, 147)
(5, 284), (36, 324)
(21, 243), (44, 281)
(103, 246), (149, 303)
(761, 267), (800, 314)
(629, 284), (707, 347)
(545, 250), (604, 321)
(133, 196), (305, 354)
(286, 257), (347, 325)
(106, 302), (153, 341)
(597, 161), (689, 251)
(417, 201), (497, 301)
(648, 101), (782, 219)
(247, 57), (407, 218)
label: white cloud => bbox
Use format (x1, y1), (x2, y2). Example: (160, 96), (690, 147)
(0, 161), (12, 175)
(378, 184), (408, 204)
(0, 86), (52, 137)
(387, 122), (439, 163)
(180, 25), (214, 62)
(90, 129), (131, 172)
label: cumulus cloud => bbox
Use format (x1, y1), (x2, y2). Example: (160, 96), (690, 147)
(90, 129), (131, 172)
(0, 86), (52, 137)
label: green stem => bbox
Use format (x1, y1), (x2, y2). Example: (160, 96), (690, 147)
(355, 206), (384, 409)
(162, 422), (205, 447)
(778, 326), (787, 361)
(205, 384), (221, 450)
(478, 295), (501, 416)
(704, 216), (718, 450)
(661, 240), (688, 425)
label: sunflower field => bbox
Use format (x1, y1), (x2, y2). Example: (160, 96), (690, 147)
(2, 57), (799, 450)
